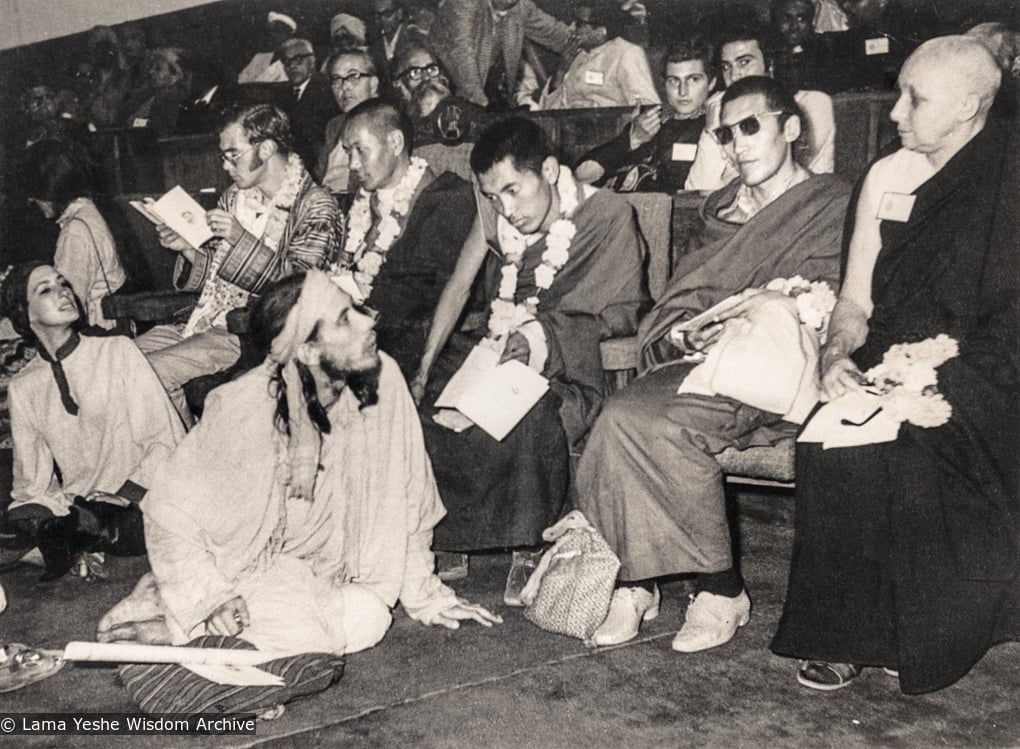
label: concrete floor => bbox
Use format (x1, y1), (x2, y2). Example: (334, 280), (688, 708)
(2, 487), (1018, 749)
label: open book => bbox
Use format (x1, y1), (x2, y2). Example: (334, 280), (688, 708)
(434, 345), (549, 441)
(130, 185), (214, 250)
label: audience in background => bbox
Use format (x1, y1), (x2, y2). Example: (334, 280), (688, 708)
(392, 45), (455, 120)
(82, 25), (131, 128)
(529, 0), (659, 110)
(369, 0), (430, 79)
(316, 50), (380, 193)
(575, 35), (714, 192)
(279, 38), (338, 172)
(686, 20), (835, 190)
(20, 85), (91, 150)
(825, 0), (911, 91)
(237, 11), (296, 84)
(771, 0), (841, 93)
(22, 141), (125, 329)
(430, 0), (600, 108)
(122, 48), (192, 137)
(331, 12), (370, 56)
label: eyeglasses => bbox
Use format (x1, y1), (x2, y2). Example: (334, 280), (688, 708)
(399, 63), (441, 83)
(220, 146), (254, 165)
(713, 111), (785, 145)
(282, 53), (314, 66)
(330, 71), (375, 86)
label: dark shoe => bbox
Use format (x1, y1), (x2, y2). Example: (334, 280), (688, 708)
(797, 661), (862, 691)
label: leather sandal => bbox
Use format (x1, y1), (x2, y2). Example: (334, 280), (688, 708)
(797, 661), (862, 691)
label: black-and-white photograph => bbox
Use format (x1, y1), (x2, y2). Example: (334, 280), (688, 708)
(0, 0), (1016, 746)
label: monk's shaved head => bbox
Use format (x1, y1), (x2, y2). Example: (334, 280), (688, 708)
(904, 36), (1001, 114)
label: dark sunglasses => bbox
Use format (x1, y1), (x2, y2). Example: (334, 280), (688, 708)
(399, 63), (441, 83)
(713, 110), (785, 145)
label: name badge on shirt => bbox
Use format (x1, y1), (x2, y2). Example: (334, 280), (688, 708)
(132, 118), (149, 128)
(584, 70), (605, 86)
(865, 37), (890, 56)
(877, 192), (916, 222)
(671, 142), (698, 161)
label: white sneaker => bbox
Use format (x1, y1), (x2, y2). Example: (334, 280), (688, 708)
(592, 585), (660, 646)
(671, 589), (751, 653)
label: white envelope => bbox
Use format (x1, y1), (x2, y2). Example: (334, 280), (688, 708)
(798, 391), (900, 449)
(434, 344), (549, 441)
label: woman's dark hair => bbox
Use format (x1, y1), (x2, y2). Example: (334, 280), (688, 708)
(0, 261), (84, 344)
(470, 117), (553, 177)
(22, 140), (93, 207)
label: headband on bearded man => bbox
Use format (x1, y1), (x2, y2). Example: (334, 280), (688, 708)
(270, 270), (349, 501)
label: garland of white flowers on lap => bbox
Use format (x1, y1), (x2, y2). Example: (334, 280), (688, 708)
(344, 156), (428, 299)
(862, 334), (958, 428)
(488, 165), (579, 339)
(765, 275), (838, 342)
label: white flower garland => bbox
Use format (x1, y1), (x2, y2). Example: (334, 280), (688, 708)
(488, 166), (579, 339)
(764, 275), (838, 343)
(862, 334), (958, 428)
(343, 156), (428, 299)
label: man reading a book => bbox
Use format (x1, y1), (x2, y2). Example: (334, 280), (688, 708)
(136, 103), (343, 424)
(410, 118), (648, 587)
(575, 76), (850, 652)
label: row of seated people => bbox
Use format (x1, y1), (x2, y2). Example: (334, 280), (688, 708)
(0, 20), (839, 343)
(0, 35), (1015, 711)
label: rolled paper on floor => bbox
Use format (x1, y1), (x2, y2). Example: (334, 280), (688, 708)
(60, 641), (297, 666)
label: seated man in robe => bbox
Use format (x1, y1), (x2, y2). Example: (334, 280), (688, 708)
(772, 37), (1019, 695)
(98, 270), (501, 653)
(136, 103), (343, 424)
(331, 98), (476, 379)
(411, 118), (648, 584)
(685, 19), (835, 190)
(575, 35), (715, 193)
(316, 50), (380, 193)
(576, 76), (851, 651)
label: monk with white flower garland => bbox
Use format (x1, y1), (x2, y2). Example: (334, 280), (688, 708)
(332, 98), (476, 379)
(772, 36), (1019, 695)
(575, 76), (850, 653)
(136, 104), (343, 424)
(412, 117), (648, 568)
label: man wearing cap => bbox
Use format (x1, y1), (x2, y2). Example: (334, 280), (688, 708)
(238, 11), (297, 84)
(99, 270), (501, 654)
(278, 38), (337, 172)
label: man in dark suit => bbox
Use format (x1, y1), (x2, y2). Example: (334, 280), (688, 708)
(280, 38), (338, 170)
